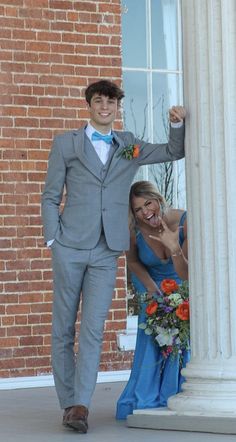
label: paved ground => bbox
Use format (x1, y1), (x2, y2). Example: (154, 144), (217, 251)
(0, 382), (235, 442)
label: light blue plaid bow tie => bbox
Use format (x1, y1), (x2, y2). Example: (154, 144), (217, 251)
(91, 131), (113, 144)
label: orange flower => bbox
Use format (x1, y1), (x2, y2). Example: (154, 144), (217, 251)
(132, 144), (140, 158)
(146, 300), (158, 316)
(176, 301), (189, 321)
(161, 279), (179, 295)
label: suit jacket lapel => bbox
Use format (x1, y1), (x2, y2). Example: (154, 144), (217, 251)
(72, 128), (127, 179)
(107, 131), (126, 174)
(72, 128), (103, 180)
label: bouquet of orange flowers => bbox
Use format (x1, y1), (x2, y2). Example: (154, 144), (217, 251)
(139, 279), (190, 359)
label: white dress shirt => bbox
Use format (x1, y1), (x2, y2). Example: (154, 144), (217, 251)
(85, 123), (112, 165)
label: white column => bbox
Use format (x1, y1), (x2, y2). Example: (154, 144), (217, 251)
(128, 0), (236, 433)
(169, 0), (236, 415)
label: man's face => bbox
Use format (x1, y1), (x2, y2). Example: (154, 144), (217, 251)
(88, 93), (118, 132)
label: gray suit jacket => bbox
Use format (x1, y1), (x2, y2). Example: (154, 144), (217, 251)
(41, 125), (185, 252)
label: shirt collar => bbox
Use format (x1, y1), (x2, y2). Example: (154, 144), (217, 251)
(85, 122), (112, 140)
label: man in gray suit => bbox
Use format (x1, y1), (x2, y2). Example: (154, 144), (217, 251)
(41, 79), (186, 433)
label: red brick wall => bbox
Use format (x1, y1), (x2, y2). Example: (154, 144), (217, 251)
(0, 0), (133, 378)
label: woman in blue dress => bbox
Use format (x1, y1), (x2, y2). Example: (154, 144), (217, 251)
(116, 180), (189, 420)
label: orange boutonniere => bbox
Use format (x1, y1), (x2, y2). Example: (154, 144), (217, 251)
(118, 144), (140, 160)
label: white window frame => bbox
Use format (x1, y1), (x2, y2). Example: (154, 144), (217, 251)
(119, 0), (184, 350)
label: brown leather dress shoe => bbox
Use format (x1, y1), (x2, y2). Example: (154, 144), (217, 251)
(66, 405), (89, 433)
(62, 407), (72, 427)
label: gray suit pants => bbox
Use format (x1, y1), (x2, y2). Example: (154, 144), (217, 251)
(51, 234), (120, 409)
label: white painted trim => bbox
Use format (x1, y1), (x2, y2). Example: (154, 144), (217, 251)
(97, 370), (130, 383)
(126, 315), (138, 331)
(0, 370), (131, 391)
(117, 332), (137, 351)
(0, 375), (55, 390)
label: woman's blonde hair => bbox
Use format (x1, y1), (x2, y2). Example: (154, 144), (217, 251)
(129, 180), (168, 230)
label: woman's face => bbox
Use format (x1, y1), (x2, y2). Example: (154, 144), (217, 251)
(132, 195), (162, 228)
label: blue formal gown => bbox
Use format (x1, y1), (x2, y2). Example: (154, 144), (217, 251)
(116, 212), (190, 419)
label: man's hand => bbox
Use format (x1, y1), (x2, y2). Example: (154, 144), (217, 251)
(169, 106), (186, 123)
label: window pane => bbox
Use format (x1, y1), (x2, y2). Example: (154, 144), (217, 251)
(122, 71), (148, 140)
(151, 0), (178, 70)
(149, 72), (185, 207)
(147, 159), (186, 207)
(152, 72), (181, 142)
(121, 0), (147, 68)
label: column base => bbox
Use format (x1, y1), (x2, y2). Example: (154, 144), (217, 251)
(127, 407), (236, 434)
